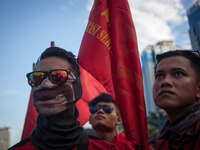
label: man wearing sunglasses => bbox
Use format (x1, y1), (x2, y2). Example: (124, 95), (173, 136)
(9, 46), (118, 150)
(153, 50), (200, 150)
(89, 93), (135, 150)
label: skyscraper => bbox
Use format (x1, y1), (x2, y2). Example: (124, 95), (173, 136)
(141, 41), (182, 116)
(187, 0), (200, 50)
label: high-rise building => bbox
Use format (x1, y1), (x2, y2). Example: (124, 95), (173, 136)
(0, 127), (11, 150)
(187, 0), (200, 50)
(141, 41), (182, 116)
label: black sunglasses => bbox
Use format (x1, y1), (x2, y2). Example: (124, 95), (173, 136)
(89, 105), (114, 114)
(26, 69), (76, 87)
(176, 49), (200, 57)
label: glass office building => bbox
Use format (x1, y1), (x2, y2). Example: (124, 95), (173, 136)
(187, 0), (200, 50)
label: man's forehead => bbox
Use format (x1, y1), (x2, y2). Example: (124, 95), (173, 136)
(96, 102), (115, 107)
(156, 56), (190, 70)
(35, 56), (73, 71)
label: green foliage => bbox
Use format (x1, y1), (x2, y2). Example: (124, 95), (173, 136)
(148, 125), (159, 136)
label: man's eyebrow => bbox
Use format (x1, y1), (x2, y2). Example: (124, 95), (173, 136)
(155, 68), (186, 73)
(155, 70), (163, 74)
(171, 67), (186, 71)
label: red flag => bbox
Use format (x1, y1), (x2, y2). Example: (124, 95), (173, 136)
(77, 0), (149, 149)
(21, 93), (38, 140)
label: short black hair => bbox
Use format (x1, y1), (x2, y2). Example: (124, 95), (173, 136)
(155, 50), (200, 82)
(36, 46), (80, 77)
(88, 93), (120, 115)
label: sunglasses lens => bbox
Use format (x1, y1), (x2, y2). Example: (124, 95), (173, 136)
(49, 70), (68, 85)
(102, 105), (113, 114)
(28, 72), (45, 86)
(89, 105), (100, 114)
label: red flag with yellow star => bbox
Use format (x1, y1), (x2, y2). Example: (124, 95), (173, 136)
(78, 0), (149, 149)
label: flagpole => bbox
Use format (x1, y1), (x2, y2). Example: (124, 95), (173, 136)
(115, 126), (119, 135)
(33, 63), (35, 71)
(51, 41), (55, 47)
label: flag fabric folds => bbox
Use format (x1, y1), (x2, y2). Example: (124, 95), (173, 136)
(77, 0), (149, 149)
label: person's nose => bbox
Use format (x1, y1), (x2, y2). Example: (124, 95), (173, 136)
(41, 78), (55, 89)
(32, 78), (55, 93)
(97, 107), (104, 114)
(161, 75), (173, 88)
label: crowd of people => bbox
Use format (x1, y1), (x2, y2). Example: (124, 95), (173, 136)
(8, 46), (200, 150)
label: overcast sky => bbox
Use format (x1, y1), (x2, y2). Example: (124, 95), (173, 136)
(0, 0), (196, 147)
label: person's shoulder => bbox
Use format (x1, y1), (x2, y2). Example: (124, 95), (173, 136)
(115, 133), (132, 144)
(115, 133), (127, 140)
(183, 133), (200, 150)
(88, 134), (119, 150)
(155, 139), (168, 150)
(8, 137), (38, 150)
(112, 133), (135, 150)
(155, 134), (200, 150)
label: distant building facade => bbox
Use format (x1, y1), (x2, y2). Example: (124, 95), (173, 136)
(0, 127), (11, 150)
(141, 41), (182, 116)
(187, 0), (200, 50)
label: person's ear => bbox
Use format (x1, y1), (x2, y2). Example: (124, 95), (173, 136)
(116, 115), (122, 125)
(89, 115), (92, 124)
(196, 81), (200, 101)
(196, 81), (200, 99)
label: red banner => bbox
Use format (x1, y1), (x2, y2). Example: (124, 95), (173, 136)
(21, 93), (37, 140)
(77, 0), (149, 149)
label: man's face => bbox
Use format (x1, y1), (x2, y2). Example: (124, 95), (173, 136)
(32, 56), (76, 117)
(153, 56), (200, 115)
(89, 102), (121, 132)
